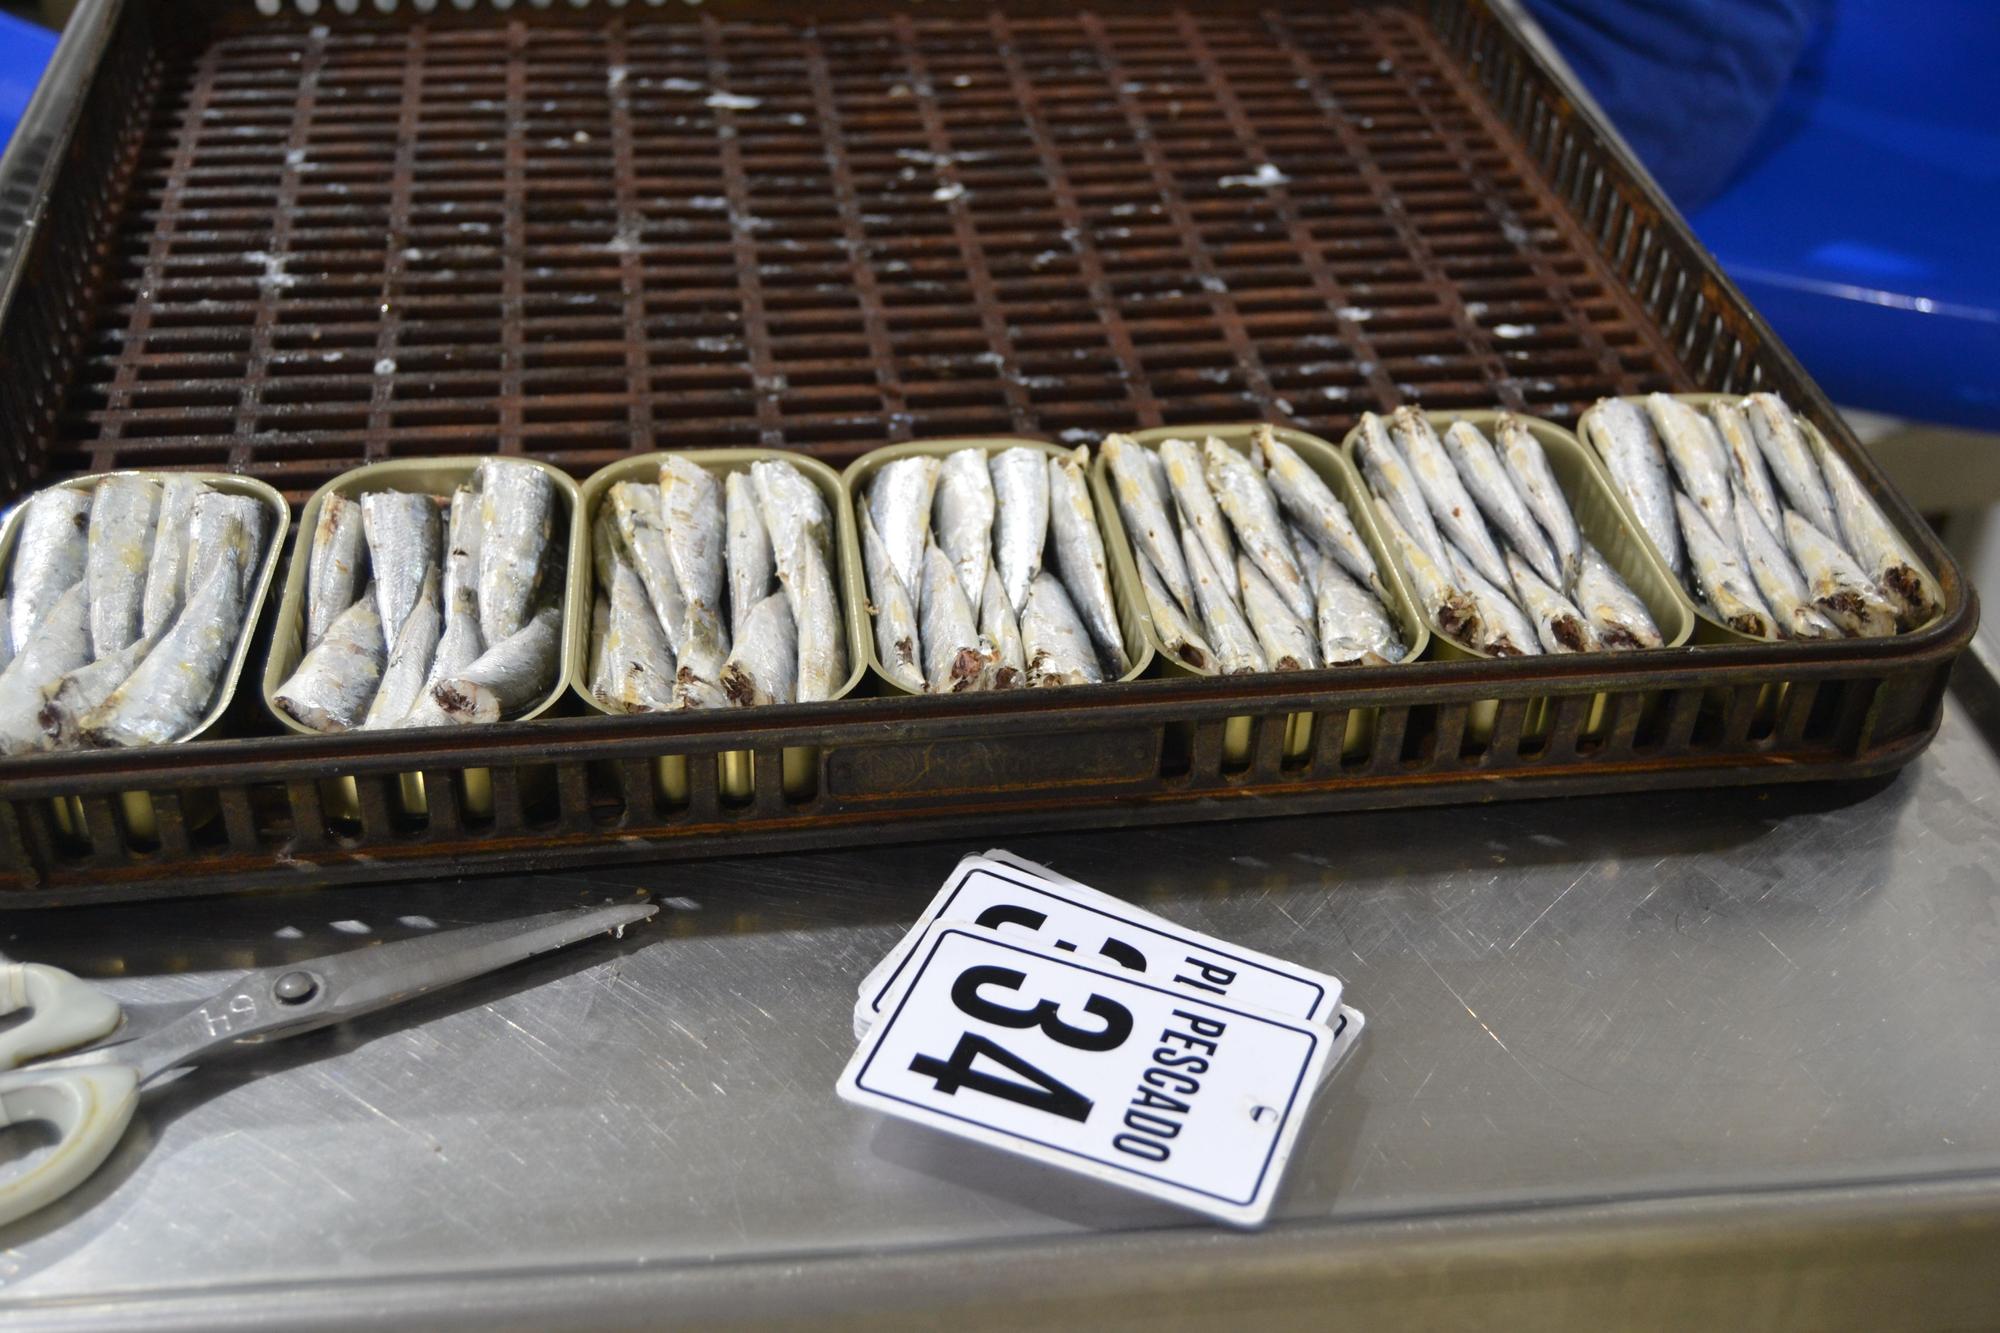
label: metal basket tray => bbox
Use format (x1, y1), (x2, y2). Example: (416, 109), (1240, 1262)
(0, 0), (1974, 905)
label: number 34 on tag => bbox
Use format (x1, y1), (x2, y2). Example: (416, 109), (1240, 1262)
(837, 922), (1337, 1226)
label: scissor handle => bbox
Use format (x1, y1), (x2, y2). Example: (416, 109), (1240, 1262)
(0, 1065), (140, 1228)
(0, 964), (122, 1069)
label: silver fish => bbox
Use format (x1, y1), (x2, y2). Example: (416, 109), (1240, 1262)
(1048, 447), (1129, 675)
(720, 591), (798, 707)
(1648, 393), (1738, 555)
(1021, 570), (1105, 687)
(658, 455), (723, 611)
(1446, 543), (1539, 657)
(1370, 497), (1481, 647)
(0, 581), (91, 754)
(444, 486), (483, 609)
(139, 476), (206, 639)
(870, 455), (942, 612)
(860, 505), (925, 693)
(751, 459), (832, 587)
(85, 474), (162, 657)
(608, 481), (685, 653)
(429, 604), (562, 723)
(420, 581), (487, 716)
(361, 564), (443, 729)
(1505, 549), (1600, 653)
(1442, 419), (1560, 587)
(274, 589), (385, 732)
(476, 459), (555, 643)
(789, 536), (846, 704)
(1236, 555), (1317, 671)
(1135, 548), (1212, 672)
(0, 598), (11, 674)
(724, 471), (775, 644)
(1179, 523), (1265, 675)
(7, 487), (89, 651)
(37, 629), (162, 750)
(990, 447), (1050, 614)
(185, 491), (266, 603)
(1587, 398), (1681, 579)
(750, 458), (831, 626)
(1102, 434), (1194, 618)
(1812, 432), (1940, 630)
(86, 551), (245, 748)
(934, 448), (996, 610)
(659, 455), (729, 682)
(1573, 544), (1663, 650)
(1784, 510), (1898, 638)
(1307, 548), (1404, 666)
(920, 541), (985, 693)
(1257, 427), (1382, 597)
(1746, 393), (1838, 539)
(1493, 414), (1582, 592)
(1710, 400), (1782, 540)
(592, 552), (676, 714)
(360, 491), (443, 647)
(306, 493), (367, 650)
(1161, 438), (1238, 605)
(753, 464), (845, 703)
(980, 565), (1026, 689)
(1676, 494), (1773, 638)
(1391, 407), (1510, 588)
(1736, 494), (1840, 640)
(1204, 437), (1314, 621)
(1355, 412), (1449, 567)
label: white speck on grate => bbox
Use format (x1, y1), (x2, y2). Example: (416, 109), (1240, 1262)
(1218, 162), (1289, 189)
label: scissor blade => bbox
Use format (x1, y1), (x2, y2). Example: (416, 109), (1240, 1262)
(115, 902), (656, 1081)
(305, 902), (658, 1022)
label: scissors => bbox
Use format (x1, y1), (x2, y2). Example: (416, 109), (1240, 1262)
(0, 900), (656, 1227)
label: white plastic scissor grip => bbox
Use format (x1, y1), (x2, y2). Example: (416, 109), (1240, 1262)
(0, 964), (122, 1070)
(0, 1066), (141, 1227)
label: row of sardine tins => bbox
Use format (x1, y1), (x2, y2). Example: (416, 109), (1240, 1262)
(1356, 408), (1663, 657)
(1103, 427), (1407, 674)
(1588, 393), (1940, 640)
(273, 458), (562, 731)
(0, 476), (268, 753)
(861, 446), (1129, 693)
(588, 457), (845, 712)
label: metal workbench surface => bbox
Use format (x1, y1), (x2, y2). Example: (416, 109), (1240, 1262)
(3, 651), (2000, 1330)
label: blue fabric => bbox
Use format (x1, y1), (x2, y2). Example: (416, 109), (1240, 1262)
(0, 12), (56, 154)
(1524, 0), (1835, 210)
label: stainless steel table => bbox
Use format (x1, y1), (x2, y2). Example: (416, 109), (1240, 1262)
(4, 647), (2000, 1330)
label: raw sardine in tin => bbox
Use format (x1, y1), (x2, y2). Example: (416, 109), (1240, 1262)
(0, 469), (290, 747)
(263, 457), (583, 732)
(0, 470), (287, 844)
(566, 449), (868, 711)
(1098, 424), (1431, 679)
(1579, 393), (1945, 647)
(571, 450), (868, 806)
(1095, 425), (1426, 766)
(843, 439), (1153, 696)
(1343, 411), (1697, 662)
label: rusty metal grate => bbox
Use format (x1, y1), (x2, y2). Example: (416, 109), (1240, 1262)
(54, 4), (1685, 502)
(0, 0), (1970, 905)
